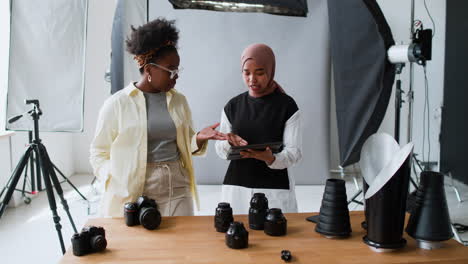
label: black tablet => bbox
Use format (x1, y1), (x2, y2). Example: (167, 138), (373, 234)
(227, 142), (283, 160)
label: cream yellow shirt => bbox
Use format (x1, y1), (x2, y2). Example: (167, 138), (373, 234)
(90, 83), (207, 217)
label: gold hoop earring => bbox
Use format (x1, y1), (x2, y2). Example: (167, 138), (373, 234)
(148, 75), (152, 83)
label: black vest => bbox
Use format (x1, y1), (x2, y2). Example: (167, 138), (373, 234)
(223, 90), (298, 189)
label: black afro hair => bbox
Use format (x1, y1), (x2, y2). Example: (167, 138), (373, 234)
(126, 17), (179, 56)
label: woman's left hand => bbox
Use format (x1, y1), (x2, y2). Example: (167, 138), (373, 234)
(240, 147), (276, 165)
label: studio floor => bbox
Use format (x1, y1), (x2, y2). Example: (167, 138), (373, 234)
(0, 173), (467, 264)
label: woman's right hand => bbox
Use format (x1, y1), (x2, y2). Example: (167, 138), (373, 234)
(226, 133), (248, 146)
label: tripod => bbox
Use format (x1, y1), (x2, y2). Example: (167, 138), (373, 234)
(7, 130), (89, 207)
(0, 100), (78, 254)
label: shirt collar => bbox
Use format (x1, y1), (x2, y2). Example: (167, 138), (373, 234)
(124, 82), (177, 102)
(124, 82), (140, 96)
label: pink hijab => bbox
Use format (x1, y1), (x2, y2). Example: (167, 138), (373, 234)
(240, 43), (285, 93)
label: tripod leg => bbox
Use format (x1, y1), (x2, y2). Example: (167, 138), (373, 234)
(35, 147), (42, 191)
(21, 161), (28, 197)
(20, 161), (32, 204)
(34, 145), (66, 254)
(29, 150), (36, 193)
(40, 145), (78, 233)
(28, 131), (36, 193)
(347, 189), (363, 205)
(51, 162), (88, 201)
(408, 154), (420, 189)
(0, 147), (34, 219)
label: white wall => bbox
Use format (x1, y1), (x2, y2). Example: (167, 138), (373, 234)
(72, 0), (116, 175)
(330, 0), (446, 170)
(0, 0), (9, 131)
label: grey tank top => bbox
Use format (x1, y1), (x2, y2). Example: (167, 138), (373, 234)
(143, 91), (180, 162)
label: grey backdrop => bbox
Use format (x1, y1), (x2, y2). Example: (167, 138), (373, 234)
(149, 0), (330, 184)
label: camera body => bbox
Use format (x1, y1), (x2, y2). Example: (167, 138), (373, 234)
(71, 226), (107, 256)
(124, 196), (161, 230)
(214, 202), (234, 232)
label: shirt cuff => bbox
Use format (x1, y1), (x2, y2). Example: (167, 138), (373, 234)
(266, 153), (284, 170)
(191, 133), (208, 156)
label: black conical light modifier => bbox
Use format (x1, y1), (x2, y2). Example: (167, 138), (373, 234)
(406, 171), (453, 249)
(226, 222), (249, 249)
(315, 179), (352, 238)
(363, 158), (410, 251)
(323, 178), (347, 194)
(249, 193), (269, 230)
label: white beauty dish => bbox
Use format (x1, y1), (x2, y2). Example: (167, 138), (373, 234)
(359, 133), (414, 199)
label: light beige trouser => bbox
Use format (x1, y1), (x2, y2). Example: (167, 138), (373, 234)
(142, 160), (194, 216)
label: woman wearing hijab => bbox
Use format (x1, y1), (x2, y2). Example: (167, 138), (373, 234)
(215, 43), (302, 214)
(90, 18), (226, 217)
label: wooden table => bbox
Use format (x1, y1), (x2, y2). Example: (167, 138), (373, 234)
(60, 211), (468, 263)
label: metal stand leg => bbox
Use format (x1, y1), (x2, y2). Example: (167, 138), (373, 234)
(452, 223), (468, 246)
(0, 147), (34, 217)
(51, 162), (88, 202)
(39, 145), (78, 233)
(331, 165), (364, 206)
(347, 189), (363, 206)
(447, 172), (463, 203)
(34, 145), (67, 253)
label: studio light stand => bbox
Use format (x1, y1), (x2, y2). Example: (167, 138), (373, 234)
(389, 0), (467, 246)
(0, 100), (81, 254)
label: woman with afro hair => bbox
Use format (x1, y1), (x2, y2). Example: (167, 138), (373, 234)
(90, 18), (226, 217)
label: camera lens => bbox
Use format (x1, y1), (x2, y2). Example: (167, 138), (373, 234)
(264, 208), (287, 236)
(90, 235), (107, 252)
(249, 193), (269, 230)
(214, 202), (234, 233)
(124, 202), (139, 226)
(225, 222), (249, 249)
(139, 207), (161, 230)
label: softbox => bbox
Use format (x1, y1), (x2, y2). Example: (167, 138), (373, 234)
(6, 0), (88, 132)
(168, 0), (308, 17)
(328, 0), (396, 166)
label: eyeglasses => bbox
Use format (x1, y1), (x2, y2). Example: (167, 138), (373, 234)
(147, 63), (183, 79)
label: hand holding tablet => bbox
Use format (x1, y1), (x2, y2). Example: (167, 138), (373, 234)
(227, 142), (283, 160)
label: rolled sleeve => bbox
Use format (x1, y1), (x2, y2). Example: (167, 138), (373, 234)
(215, 109), (232, 159)
(267, 110), (302, 170)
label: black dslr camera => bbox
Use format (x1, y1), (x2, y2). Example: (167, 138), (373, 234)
(71, 226), (107, 256)
(124, 196), (162, 230)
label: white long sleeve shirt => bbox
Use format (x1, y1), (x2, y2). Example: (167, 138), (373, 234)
(215, 108), (302, 214)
